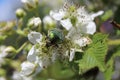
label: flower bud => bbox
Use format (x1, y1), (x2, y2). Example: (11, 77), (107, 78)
(4, 46), (16, 58)
(43, 16), (55, 31)
(5, 46), (16, 53)
(15, 8), (26, 19)
(21, 0), (38, 9)
(27, 17), (41, 28)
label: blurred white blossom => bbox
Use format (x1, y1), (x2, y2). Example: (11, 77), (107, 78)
(21, 0), (30, 3)
(21, 0), (38, 8)
(28, 31), (42, 44)
(0, 46), (8, 67)
(12, 71), (33, 80)
(20, 61), (36, 76)
(0, 77), (6, 80)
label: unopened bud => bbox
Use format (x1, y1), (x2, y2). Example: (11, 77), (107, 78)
(5, 46), (16, 53)
(5, 46), (16, 58)
(16, 8), (26, 19)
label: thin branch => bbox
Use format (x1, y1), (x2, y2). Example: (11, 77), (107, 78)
(110, 20), (120, 30)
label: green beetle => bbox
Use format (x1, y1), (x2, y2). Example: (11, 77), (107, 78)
(48, 28), (64, 44)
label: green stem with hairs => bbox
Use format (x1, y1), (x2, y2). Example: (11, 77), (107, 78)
(16, 42), (28, 53)
(108, 39), (120, 45)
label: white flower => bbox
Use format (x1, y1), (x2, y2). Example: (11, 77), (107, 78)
(50, 3), (104, 35)
(27, 39), (44, 73)
(28, 17), (41, 28)
(21, 0), (29, 3)
(27, 31), (52, 71)
(28, 31), (42, 44)
(21, 61), (36, 76)
(76, 7), (91, 24)
(27, 46), (51, 69)
(50, 3), (104, 48)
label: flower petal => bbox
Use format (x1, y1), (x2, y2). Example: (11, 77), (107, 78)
(28, 32), (42, 44)
(60, 18), (73, 30)
(43, 15), (55, 25)
(91, 11), (104, 20)
(50, 10), (65, 21)
(69, 49), (75, 61)
(38, 56), (50, 68)
(85, 21), (96, 34)
(21, 61), (36, 76)
(74, 37), (91, 47)
(27, 46), (36, 62)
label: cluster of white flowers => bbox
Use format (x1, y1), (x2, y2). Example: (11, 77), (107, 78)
(50, 2), (104, 47)
(20, 2), (104, 76)
(20, 30), (77, 76)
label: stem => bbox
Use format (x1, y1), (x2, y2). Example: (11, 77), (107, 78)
(108, 39), (120, 45)
(16, 42), (28, 53)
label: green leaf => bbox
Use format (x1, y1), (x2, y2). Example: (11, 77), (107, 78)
(101, 10), (113, 21)
(104, 46), (120, 80)
(104, 59), (113, 80)
(78, 33), (108, 74)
